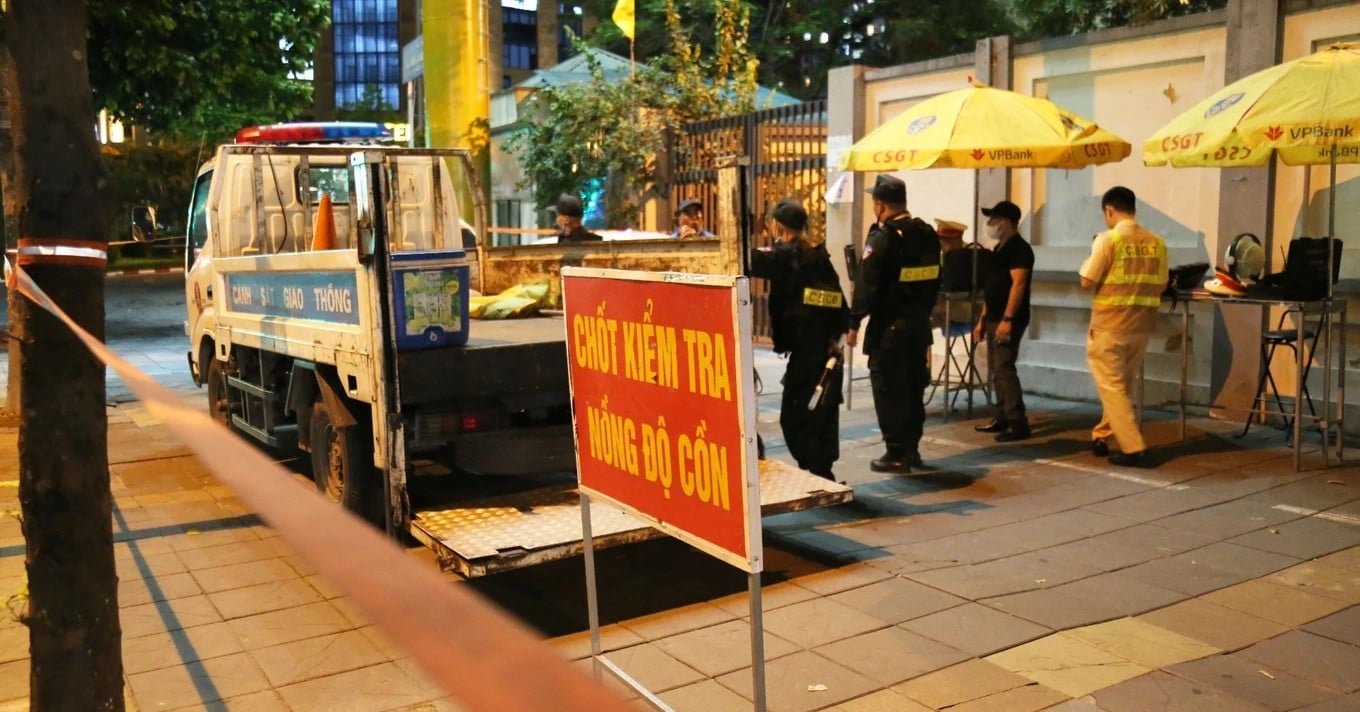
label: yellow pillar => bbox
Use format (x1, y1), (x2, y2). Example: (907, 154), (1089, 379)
(423, 0), (492, 215)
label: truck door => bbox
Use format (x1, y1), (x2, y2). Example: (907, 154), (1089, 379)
(350, 149), (482, 536)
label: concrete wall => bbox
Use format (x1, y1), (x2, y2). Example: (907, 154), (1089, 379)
(827, 0), (1360, 433)
(1011, 19), (1229, 407)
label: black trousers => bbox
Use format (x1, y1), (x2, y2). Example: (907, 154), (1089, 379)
(868, 329), (930, 458)
(779, 347), (841, 478)
(985, 320), (1028, 427)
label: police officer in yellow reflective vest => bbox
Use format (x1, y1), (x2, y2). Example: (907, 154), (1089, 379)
(1079, 186), (1168, 468)
(848, 176), (941, 474)
(748, 199), (849, 480)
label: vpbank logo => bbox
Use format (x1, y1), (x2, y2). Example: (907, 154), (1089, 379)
(907, 115), (937, 135)
(1204, 92), (1245, 118)
(1264, 126), (1283, 141)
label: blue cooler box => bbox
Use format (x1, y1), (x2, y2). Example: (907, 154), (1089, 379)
(390, 250), (470, 350)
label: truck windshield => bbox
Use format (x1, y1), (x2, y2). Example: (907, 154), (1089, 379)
(304, 166), (350, 204)
(187, 170), (212, 251)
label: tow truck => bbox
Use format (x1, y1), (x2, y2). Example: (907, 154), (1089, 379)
(181, 122), (851, 577)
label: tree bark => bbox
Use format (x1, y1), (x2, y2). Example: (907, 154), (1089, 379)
(1, 51), (17, 414)
(4, 1), (123, 710)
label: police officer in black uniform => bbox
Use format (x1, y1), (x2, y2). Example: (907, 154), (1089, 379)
(748, 199), (849, 480)
(848, 175), (941, 473)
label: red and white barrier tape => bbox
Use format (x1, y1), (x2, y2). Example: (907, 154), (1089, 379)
(5, 245), (183, 277)
(14, 238), (108, 268)
(3, 259), (634, 712)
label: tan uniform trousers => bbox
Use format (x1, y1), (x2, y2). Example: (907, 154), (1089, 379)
(1086, 328), (1150, 454)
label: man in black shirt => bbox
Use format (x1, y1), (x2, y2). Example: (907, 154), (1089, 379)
(551, 194), (603, 243)
(972, 200), (1034, 442)
(848, 175), (941, 473)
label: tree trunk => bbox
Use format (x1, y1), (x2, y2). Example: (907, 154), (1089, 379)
(4, 1), (123, 710)
(1, 51), (17, 414)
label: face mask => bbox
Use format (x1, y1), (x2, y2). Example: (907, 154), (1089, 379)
(984, 224), (1002, 241)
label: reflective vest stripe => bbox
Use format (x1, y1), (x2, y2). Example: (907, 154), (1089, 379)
(899, 264), (940, 282)
(802, 288), (843, 308)
(1093, 228), (1166, 308)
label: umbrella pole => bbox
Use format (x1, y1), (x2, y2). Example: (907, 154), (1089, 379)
(971, 171), (980, 300)
(1328, 143), (1337, 298)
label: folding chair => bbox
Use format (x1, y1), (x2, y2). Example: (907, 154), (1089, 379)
(925, 319), (990, 418)
(1239, 310), (1321, 442)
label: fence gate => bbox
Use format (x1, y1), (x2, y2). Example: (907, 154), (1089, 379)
(670, 100), (828, 339)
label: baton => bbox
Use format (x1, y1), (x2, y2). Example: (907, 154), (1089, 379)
(807, 336), (847, 411)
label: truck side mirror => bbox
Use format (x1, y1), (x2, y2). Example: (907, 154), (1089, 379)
(131, 205), (157, 243)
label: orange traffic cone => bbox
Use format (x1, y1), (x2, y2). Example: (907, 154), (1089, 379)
(312, 192), (337, 250)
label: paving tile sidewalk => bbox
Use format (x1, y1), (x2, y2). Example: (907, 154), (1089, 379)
(1, 374), (1359, 710)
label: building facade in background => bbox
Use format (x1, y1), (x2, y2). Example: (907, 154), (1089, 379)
(500, 0), (584, 88)
(310, 0), (418, 118)
(332, 0), (404, 110)
(310, 0), (584, 120)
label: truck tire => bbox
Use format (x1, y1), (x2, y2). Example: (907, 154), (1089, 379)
(206, 357), (233, 430)
(309, 396), (374, 519)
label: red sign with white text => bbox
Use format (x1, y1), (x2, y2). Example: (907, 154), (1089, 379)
(563, 268), (760, 572)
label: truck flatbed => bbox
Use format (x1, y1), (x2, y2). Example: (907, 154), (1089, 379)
(461, 314), (567, 349)
(409, 459), (854, 578)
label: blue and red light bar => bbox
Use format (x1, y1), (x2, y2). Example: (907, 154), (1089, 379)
(235, 121), (393, 144)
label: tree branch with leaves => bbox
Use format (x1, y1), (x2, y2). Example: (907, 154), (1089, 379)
(505, 0), (761, 228)
(87, 0), (329, 142)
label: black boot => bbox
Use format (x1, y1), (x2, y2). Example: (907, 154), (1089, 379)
(974, 418), (1008, 434)
(870, 454), (910, 473)
(1109, 450), (1154, 468)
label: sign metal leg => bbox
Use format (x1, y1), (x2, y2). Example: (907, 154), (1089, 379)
(748, 572), (767, 712)
(581, 493), (603, 679)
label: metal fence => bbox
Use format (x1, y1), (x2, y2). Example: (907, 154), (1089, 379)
(670, 100), (829, 338)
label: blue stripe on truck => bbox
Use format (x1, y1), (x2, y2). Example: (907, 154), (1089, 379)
(224, 271), (362, 325)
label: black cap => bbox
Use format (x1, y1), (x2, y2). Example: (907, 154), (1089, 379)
(676, 199), (702, 215)
(769, 198), (808, 231)
(550, 193), (584, 218)
(981, 200), (1022, 224)
(866, 175), (907, 204)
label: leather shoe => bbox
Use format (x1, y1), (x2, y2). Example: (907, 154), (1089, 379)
(1091, 439), (1109, 457)
(974, 419), (1008, 434)
(995, 427), (1031, 443)
(906, 451), (924, 468)
(870, 456), (910, 473)
(1109, 450), (1153, 468)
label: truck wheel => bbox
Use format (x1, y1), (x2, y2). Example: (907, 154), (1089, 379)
(309, 397), (374, 519)
(206, 357), (233, 429)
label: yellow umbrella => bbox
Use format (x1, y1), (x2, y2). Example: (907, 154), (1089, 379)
(1143, 42), (1359, 296)
(839, 84), (1132, 171)
(1144, 42), (1360, 168)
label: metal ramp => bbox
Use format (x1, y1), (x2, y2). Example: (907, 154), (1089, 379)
(409, 460), (853, 578)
